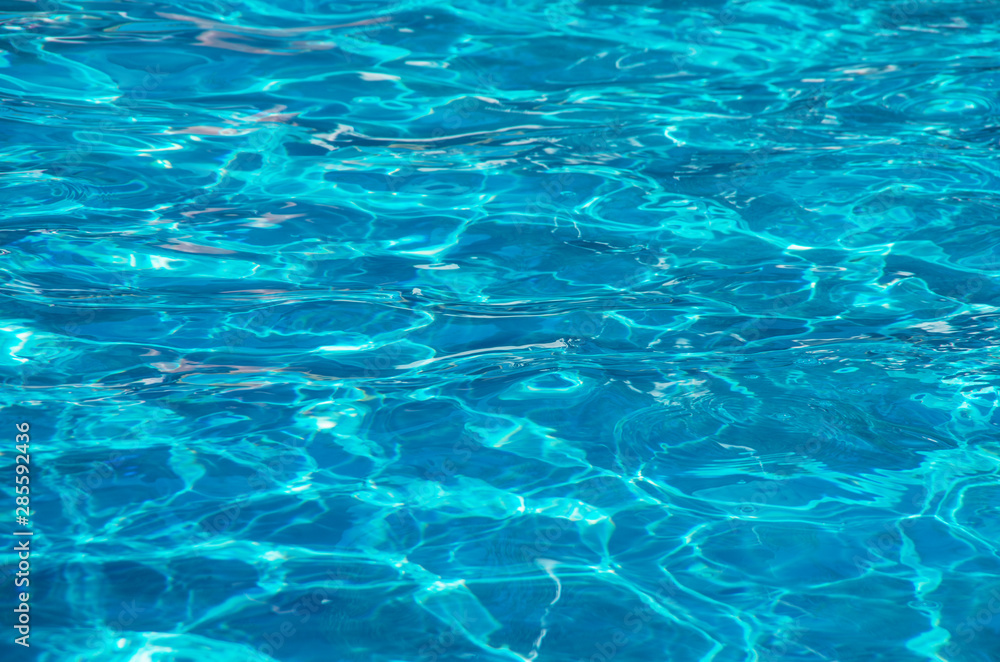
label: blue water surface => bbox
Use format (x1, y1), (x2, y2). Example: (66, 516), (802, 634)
(1, 1), (1000, 661)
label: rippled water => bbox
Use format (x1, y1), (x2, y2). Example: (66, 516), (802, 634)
(2, 1), (1000, 661)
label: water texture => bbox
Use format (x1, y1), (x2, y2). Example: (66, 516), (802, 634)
(1, 1), (999, 661)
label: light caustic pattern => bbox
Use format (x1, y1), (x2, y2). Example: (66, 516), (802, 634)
(0, 1), (999, 661)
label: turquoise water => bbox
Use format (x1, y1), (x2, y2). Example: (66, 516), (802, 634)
(2, 1), (1000, 660)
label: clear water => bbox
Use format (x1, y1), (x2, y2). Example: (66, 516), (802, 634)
(2, 1), (1000, 661)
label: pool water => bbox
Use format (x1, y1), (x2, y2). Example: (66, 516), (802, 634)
(1, 1), (1000, 661)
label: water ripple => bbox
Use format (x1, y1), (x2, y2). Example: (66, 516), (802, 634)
(3, 1), (1000, 661)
